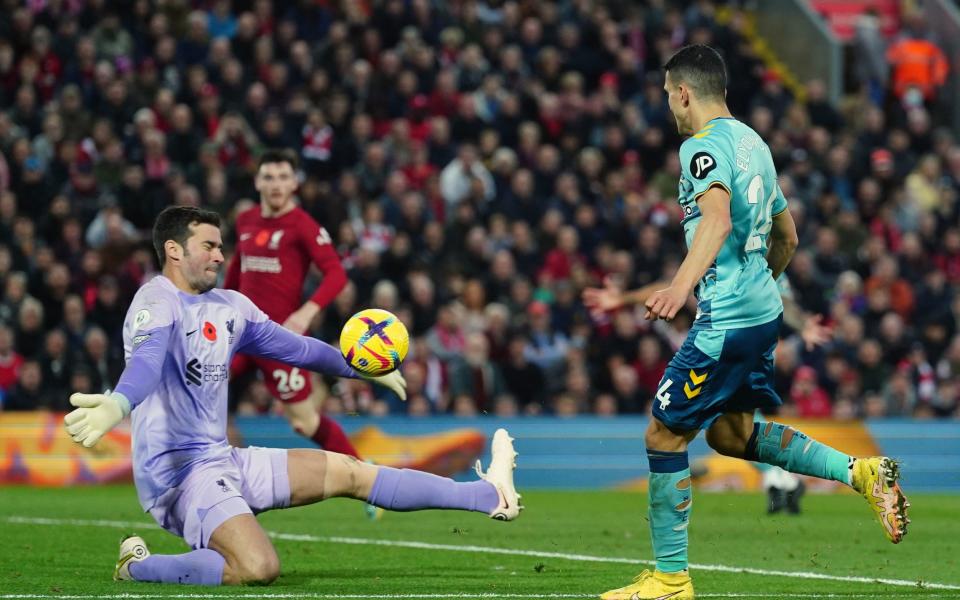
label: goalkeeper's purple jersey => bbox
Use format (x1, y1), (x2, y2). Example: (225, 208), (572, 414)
(117, 275), (357, 512)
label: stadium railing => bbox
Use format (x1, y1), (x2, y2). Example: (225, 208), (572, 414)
(752, 0), (843, 104)
(921, 0), (960, 135)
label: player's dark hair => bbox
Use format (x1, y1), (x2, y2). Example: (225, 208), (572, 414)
(153, 206), (221, 267)
(664, 44), (727, 101)
(257, 148), (299, 171)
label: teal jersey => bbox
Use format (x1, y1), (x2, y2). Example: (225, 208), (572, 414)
(677, 117), (787, 330)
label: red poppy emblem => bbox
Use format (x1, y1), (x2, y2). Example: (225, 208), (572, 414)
(203, 321), (217, 342)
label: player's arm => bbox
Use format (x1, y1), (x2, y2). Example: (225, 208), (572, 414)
(582, 277), (669, 314)
(781, 297), (832, 350)
(646, 186), (731, 321)
(64, 324), (172, 447)
(239, 309), (406, 399)
(283, 223), (347, 334)
(767, 208), (798, 280)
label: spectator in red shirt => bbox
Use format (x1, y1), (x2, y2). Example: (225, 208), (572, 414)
(539, 225), (587, 282)
(791, 366), (833, 418)
(0, 324), (23, 393)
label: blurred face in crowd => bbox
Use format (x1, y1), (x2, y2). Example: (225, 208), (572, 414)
(0, 326), (12, 354)
(19, 361), (41, 392)
(256, 160), (298, 216)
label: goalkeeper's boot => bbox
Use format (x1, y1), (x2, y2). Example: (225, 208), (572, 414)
(600, 569), (694, 600)
(114, 535), (150, 581)
(474, 428), (523, 521)
(851, 457), (910, 543)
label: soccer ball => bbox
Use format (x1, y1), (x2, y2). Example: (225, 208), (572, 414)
(339, 308), (409, 376)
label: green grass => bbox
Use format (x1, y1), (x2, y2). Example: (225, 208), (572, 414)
(1, 485), (959, 598)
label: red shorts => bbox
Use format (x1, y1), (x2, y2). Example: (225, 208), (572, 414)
(231, 354), (313, 404)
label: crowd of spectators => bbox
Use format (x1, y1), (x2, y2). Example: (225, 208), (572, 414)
(0, 0), (957, 420)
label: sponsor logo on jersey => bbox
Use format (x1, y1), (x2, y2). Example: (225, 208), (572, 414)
(240, 255), (282, 273)
(690, 151), (717, 179)
(185, 358), (202, 386)
(185, 358), (228, 386)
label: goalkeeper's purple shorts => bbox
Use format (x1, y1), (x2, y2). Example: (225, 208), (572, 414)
(147, 446), (290, 549)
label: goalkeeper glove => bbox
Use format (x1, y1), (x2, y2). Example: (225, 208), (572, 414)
(63, 392), (131, 448)
(362, 370), (407, 401)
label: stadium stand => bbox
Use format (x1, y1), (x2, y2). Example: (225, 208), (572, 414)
(0, 0), (957, 421)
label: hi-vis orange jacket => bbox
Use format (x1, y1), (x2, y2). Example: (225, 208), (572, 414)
(886, 37), (949, 100)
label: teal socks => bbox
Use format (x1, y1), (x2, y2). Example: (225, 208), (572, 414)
(747, 421), (852, 485)
(647, 450), (692, 573)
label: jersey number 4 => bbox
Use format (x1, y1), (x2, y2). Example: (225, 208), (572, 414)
(656, 379), (673, 411)
(745, 174), (776, 252)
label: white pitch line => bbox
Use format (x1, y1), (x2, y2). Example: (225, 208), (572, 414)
(2, 594), (958, 599)
(4, 516), (957, 592)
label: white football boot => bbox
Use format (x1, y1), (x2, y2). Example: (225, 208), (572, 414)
(114, 535), (150, 581)
(474, 428), (523, 521)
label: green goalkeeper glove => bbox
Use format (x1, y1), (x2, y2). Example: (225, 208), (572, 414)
(63, 392), (131, 448)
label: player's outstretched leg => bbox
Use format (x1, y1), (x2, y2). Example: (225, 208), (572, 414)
(721, 417), (909, 543)
(115, 535), (226, 585)
(367, 428), (521, 520)
(289, 428), (522, 520)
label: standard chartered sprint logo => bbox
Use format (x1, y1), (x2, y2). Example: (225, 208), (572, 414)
(185, 358), (228, 386)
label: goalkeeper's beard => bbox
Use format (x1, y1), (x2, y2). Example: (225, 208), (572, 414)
(185, 268), (218, 294)
(182, 250), (219, 293)
(191, 274), (217, 294)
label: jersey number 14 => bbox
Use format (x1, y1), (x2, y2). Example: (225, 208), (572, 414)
(745, 174), (776, 252)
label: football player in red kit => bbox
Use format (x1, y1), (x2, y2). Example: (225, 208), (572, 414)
(225, 149), (361, 459)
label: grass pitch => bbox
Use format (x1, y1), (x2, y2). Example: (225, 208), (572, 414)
(1, 485), (958, 598)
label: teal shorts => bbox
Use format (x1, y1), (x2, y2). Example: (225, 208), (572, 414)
(651, 315), (783, 431)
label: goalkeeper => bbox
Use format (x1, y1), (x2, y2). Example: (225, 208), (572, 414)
(64, 206), (522, 586)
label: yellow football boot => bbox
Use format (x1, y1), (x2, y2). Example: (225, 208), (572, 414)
(600, 569), (694, 600)
(851, 457), (910, 544)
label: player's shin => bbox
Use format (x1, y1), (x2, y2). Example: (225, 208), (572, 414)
(647, 450), (692, 573)
(746, 421), (851, 485)
(366, 466), (499, 513)
(129, 550), (226, 586)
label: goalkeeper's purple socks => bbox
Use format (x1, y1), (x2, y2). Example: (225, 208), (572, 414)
(367, 466), (499, 513)
(130, 549), (225, 585)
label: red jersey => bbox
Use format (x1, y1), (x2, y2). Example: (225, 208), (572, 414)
(224, 206), (347, 323)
